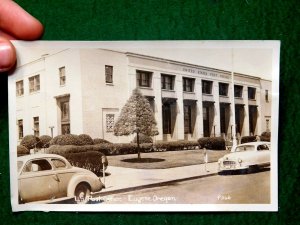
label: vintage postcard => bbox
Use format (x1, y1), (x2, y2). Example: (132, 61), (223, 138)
(8, 41), (279, 211)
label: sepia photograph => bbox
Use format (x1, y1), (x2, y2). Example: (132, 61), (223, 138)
(8, 41), (279, 212)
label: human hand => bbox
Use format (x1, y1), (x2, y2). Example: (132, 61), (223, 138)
(0, 0), (43, 72)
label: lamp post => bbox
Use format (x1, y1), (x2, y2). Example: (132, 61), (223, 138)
(49, 126), (54, 138)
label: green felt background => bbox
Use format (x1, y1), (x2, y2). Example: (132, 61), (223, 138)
(0, 0), (299, 224)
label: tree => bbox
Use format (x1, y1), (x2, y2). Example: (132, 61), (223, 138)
(114, 88), (158, 159)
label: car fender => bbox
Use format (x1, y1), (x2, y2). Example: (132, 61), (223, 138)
(67, 174), (95, 197)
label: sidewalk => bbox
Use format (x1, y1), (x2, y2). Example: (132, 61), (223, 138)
(97, 162), (219, 196)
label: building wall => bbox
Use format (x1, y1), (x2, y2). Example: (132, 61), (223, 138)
(15, 49), (272, 144)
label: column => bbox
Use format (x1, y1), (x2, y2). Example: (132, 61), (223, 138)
(212, 81), (221, 137)
(175, 75), (185, 140)
(256, 88), (262, 135)
(152, 71), (163, 141)
(195, 78), (204, 138)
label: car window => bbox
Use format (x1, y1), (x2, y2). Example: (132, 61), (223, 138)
(17, 161), (23, 172)
(51, 159), (67, 169)
(257, 144), (269, 151)
(22, 159), (52, 173)
(235, 145), (255, 152)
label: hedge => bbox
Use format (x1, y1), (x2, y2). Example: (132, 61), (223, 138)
(261, 131), (271, 142)
(93, 138), (111, 144)
(132, 134), (153, 144)
(50, 134), (81, 146)
(38, 135), (52, 148)
(64, 151), (108, 176)
(17, 145), (30, 156)
(46, 144), (112, 155)
(20, 135), (40, 149)
(197, 137), (225, 150)
(241, 136), (257, 144)
(153, 140), (199, 151)
(78, 134), (94, 145)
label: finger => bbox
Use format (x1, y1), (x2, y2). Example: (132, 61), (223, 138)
(0, 37), (16, 72)
(0, 0), (43, 40)
(0, 30), (15, 40)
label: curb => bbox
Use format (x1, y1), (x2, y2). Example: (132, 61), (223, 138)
(95, 172), (218, 197)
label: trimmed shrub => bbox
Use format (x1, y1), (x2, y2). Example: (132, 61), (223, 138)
(132, 134), (153, 144)
(20, 135), (40, 149)
(153, 141), (199, 152)
(64, 151), (108, 176)
(17, 145), (30, 156)
(46, 144), (112, 155)
(78, 134), (94, 145)
(261, 131), (271, 142)
(50, 134), (81, 146)
(93, 138), (111, 144)
(38, 135), (52, 148)
(241, 136), (257, 144)
(197, 137), (225, 150)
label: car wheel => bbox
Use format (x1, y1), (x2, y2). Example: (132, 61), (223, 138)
(74, 183), (91, 204)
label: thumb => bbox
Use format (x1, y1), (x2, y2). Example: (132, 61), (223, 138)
(0, 37), (16, 72)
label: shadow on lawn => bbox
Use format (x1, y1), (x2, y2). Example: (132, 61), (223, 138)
(121, 158), (165, 163)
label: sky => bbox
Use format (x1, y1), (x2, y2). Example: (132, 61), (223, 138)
(14, 41), (275, 80)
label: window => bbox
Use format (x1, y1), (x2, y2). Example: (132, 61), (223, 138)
(265, 90), (269, 102)
(23, 159), (52, 173)
(136, 70), (152, 87)
(61, 101), (70, 135)
(202, 80), (213, 94)
(59, 67), (66, 86)
(266, 119), (270, 131)
(184, 105), (192, 134)
(29, 75), (40, 93)
(33, 117), (39, 137)
(161, 74), (175, 90)
(248, 87), (256, 100)
(18, 119), (23, 139)
(106, 114), (114, 132)
(219, 83), (229, 96)
(16, 80), (24, 96)
(183, 77), (195, 92)
(105, 65), (113, 83)
(162, 104), (171, 134)
(234, 85), (243, 98)
(51, 159), (67, 169)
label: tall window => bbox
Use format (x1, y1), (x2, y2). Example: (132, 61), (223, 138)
(161, 74), (175, 90)
(61, 101), (70, 134)
(183, 77), (195, 92)
(202, 80), (213, 94)
(33, 117), (39, 137)
(106, 114), (114, 132)
(136, 70), (152, 87)
(18, 119), (23, 139)
(16, 80), (24, 96)
(248, 87), (256, 100)
(234, 85), (243, 98)
(59, 67), (66, 86)
(29, 75), (40, 93)
(162, 104), (171, 134)
(265, 90), (269, 102)
(184, 105), (192, 134)
(105, 65), (113, 83)
(219, 83), (229, 96)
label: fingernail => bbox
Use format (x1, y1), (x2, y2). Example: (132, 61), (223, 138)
(0, 40), (14, 72)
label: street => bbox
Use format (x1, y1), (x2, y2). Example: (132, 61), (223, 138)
(95, 169), (270, 204)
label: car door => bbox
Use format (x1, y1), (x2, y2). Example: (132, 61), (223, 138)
(50, 158), (75, 198)
(256, 144), (270, 166)
(18, 159), (60, 203)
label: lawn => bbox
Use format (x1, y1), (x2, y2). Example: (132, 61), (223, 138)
(107, 149), (229, 169)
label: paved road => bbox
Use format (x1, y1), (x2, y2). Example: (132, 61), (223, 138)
(96, 169), (270, 204)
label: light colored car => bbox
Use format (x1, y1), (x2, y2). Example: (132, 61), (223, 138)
(218, 142), (271, 173)
(18, 154), (105, 204)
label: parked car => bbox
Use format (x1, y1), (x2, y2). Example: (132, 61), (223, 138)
(18, 154), (105, 204)
(218, 142), (271, 173)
